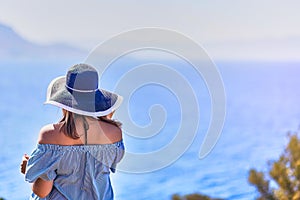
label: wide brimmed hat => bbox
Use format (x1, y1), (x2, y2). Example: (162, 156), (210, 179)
(45, 63), (123, 117)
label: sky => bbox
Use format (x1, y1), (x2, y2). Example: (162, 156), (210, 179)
(0, 0), (299, 61)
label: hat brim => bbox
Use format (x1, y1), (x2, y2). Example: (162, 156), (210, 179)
(45, 76), (123, 117)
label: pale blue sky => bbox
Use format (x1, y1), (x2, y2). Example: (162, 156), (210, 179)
(0, 0), (299, 61)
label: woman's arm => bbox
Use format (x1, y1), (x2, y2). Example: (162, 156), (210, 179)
(20, 153), (54, 198)
(21, 125), (57, 198)
(32, 125), (55, 198)
(31, 178), (53, 198)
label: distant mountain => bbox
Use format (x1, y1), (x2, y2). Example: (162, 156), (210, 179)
(0, 23), (87, 61)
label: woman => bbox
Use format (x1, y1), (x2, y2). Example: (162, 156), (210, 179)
(20, 63), (124, 200)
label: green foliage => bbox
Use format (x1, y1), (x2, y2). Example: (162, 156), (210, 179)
(248, 133), (300, 200)
(171, 193), (224, 200)
(0, 198), (5, 200)
(248, 169), (276, 200)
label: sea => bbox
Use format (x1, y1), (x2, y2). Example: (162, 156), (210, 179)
(0, 59), (300, 200)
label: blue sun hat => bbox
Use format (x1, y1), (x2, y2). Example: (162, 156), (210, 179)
(45, 63), (123, 117)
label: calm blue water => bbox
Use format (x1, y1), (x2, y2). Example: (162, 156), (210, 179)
(0, 60), (300, 200)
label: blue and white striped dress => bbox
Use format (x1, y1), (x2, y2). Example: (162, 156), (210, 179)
(25, 141), (124, 200)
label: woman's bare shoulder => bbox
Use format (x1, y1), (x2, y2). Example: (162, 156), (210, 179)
(37, 123), (61, 144)
(99, 121), (122, 143)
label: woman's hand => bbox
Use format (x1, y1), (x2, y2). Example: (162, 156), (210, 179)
(20, 154), (29, 174)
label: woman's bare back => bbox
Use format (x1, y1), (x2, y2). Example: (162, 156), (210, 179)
(38, 119), (122, 145)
